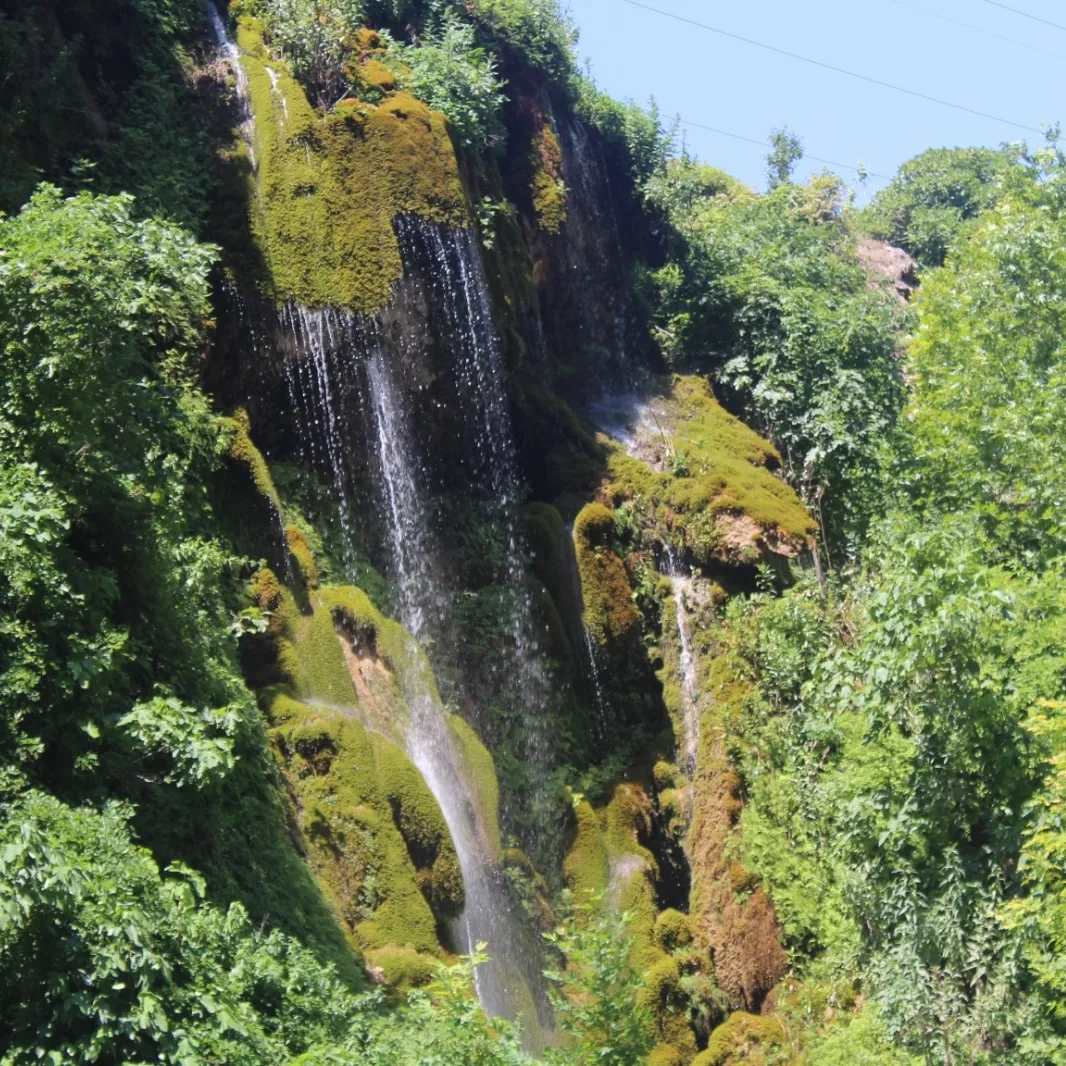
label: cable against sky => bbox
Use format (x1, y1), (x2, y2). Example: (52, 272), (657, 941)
(620, 0), (1044, 135)
(678, 118), (893, 180)
(978, 0), (1066, 33)
(890, 0), (1066, 61)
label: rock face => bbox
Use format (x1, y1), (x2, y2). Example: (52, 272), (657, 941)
(857, 238), (919, 302)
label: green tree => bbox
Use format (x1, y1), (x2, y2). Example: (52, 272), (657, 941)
(767, 126), (803, 189)
(863, 145), (1023, 269)
(543, 896), (655, 1066)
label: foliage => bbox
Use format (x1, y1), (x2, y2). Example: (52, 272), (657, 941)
(384, 12), (506, 148)
(473, 0), (578, 83)
(646, 159), (907, 554)
(894, 153), (1066, 569)
(0, 186), (256, 797)
(766, 127), (803, 190)
(863, 145), (1024, 269)
(543, 897), (656, 1066)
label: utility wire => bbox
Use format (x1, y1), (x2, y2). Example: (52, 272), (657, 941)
(891, 0), (1066, 61)
(679, 118), (894, 180)
(978, 0), (1066, 33)
(620, 0), (1043, 135)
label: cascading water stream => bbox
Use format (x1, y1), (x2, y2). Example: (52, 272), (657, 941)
(665, 548), (700, 775)
(365, 351), (550, 1042)
(276, 228), (554, 1042)
(395, 216), (553, 776)
(204, 1), (255, 165)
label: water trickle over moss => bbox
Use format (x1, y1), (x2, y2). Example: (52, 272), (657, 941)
(604, 376), (816, 555)
(237, 18), (467, 312)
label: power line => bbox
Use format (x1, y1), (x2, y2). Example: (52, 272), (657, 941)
(679, 118), (894, 180)
(620, 0), (1043, 135)
(979, 0), (1066, 33)
(891, 0), (1066, 62)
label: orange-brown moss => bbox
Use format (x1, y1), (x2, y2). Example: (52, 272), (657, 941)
(688, 649), (788, 1012)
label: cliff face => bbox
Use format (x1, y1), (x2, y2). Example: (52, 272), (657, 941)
(0, 2), (815, 1060)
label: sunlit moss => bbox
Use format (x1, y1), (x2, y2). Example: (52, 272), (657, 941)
(238, 18), (466, 312)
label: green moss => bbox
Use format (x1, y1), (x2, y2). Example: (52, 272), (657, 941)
(573, 501), (642, 647)
(701, 1012), (787, 1065)
(238, 18), (467, 312)
(266, 692), (444, 958)
(286, 525), (319, 589)
(604, 376), (816, 548)
(447, 714), (502, 860)
(530, 122), (566, 233)
(251, 567), (282, 613)
(366, 945), (438, 993)
(563, 798), (610, 898)
(320, 584), (412, 678)
(277, 588), (356, 705)
(223, 408), (282, 510)
(646, 1046), (685, 1066)
(371, 733), (464, 916)
(655, 908), (694, 952)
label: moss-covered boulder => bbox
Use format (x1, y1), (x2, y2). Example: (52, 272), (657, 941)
(237, 17), (467, 312)
(603, 375), (815, 564)
(697, 1011), (787, 1065)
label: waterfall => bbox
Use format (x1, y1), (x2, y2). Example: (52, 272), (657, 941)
(665, 548), (700, 775)
(204, 1), (255, 165)
(275, 223), (554, 1042)
(395, 217), (552, 777)
(365, 351), (550, 1042)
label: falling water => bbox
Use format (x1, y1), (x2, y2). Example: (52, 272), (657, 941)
(665, 548), (700, 774)
(395, 216), (553, 775)
(275, 224), (555, 1040)
(204, 1), (255, 165)
(365, 351), (551, 1043)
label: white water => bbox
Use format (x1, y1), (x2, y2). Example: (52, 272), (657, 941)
(276, 226), (554, 1040)
(204, 1), (256, 166)
(665, 549), (700, 775)
(396, 217), (553, 777)
(365, 353), (550, 1042)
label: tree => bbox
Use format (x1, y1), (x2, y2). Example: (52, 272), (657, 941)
(767, 126), (803, 189)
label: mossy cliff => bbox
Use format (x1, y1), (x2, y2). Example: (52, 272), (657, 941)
(602, 376), (815, 564)
(223, 423), (517, 994)
(236, 17), (467, 311)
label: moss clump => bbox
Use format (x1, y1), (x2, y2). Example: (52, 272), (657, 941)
(655, 908), (694, 952)
(251, 567), (282, 614)
(366, 945), (438, 994)
(700, 1012), (787, 1065)
(371, 733), (464, 916)
(238, 18), (466, 312)
(223, 408), (282, 510)
(286, 525), (319, 589)
(563, 798), (610, 898)
(604, 376), (816, 553)
(573, 502), (642, 647)
(530, 121), (567, 233)
(646, 1045), (685, 1066)
(267, 692), (448, 958)
(447, 714), (502, 861)
(276, 588), (356, 704)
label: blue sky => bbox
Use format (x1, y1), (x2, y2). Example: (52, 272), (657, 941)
(567, 0), (1064, 195)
